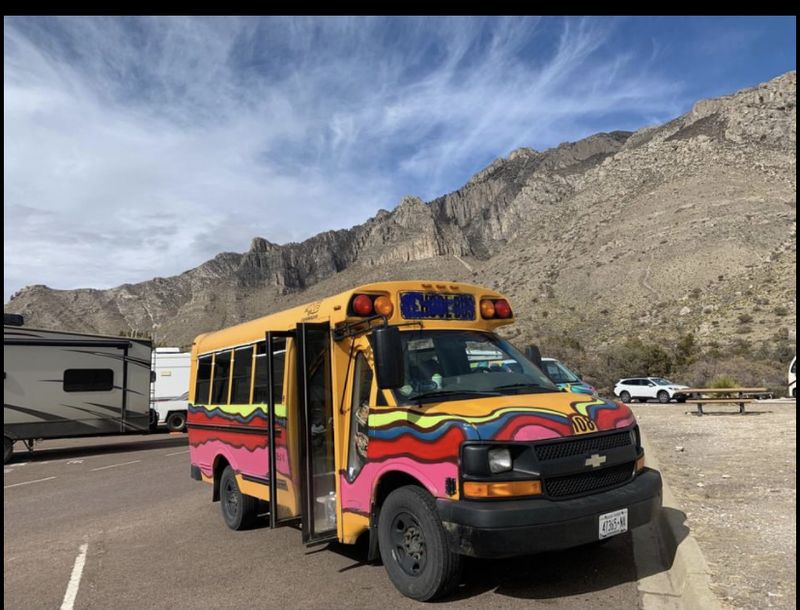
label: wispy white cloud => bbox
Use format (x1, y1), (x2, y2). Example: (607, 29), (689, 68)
(4, 16), (692, 299)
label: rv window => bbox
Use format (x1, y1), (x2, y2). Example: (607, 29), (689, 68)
(211, 351), (232, 404)
(230, 346), (254, 404)
(195, 356), (212, 404)
(64, 369), (114, 392)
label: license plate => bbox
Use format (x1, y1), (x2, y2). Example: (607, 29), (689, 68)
(598, 508), (628, 539)
(399, 292), (475, 320)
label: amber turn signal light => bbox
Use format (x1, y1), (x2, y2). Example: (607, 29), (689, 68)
(635, 455), (646, 473)
(373, 295), (394, 317)
(480, 299), (496, 318)
(463, 480), (542, 498)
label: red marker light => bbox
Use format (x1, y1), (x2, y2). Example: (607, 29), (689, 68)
(352, 294), (374, 316)
(494, 299), (512, 318)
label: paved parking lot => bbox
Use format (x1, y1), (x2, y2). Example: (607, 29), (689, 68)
(4, 434), (644, 609)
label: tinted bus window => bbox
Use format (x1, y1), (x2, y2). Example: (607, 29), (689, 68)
(253, 339), (286, 405)
(211, 351), (232, 404)
(230, 346), (254, 404)
(195, 355), (212, 404)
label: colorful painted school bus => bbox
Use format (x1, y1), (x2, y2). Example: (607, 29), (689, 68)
(187, 281), (662, 601)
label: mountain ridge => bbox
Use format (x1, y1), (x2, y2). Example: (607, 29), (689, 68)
(6, 71), (796, 390)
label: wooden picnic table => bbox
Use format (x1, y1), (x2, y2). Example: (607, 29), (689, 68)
(682, 387), (769, 415)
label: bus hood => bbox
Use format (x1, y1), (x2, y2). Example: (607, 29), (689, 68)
(370, 392), (635, 444)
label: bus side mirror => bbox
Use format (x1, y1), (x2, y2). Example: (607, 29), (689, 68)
(525, 344), (543, 369)
(373, 326), (404, 389)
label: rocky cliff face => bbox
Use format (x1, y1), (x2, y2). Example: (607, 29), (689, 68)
(6, 72), (796, 355)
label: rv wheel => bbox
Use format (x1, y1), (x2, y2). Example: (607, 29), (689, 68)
(4, 437), (13, 464)
(167, 412), (187, 432)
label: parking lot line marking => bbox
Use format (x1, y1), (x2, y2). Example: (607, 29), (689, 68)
(4, 476), (57, 488)
(165, 449), (190, 456)
(90, 460), (141, 472)
(60, 542), (88, 610)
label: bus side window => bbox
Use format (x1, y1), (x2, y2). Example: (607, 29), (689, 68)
(211, 351), (232, 405)
(253, 339), (286, 405)
(347, 353), (372, 479)
(230, 345), (254, 404)
(195, 355), (212, 405)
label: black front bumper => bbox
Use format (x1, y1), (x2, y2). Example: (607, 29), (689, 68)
(436, 468), (662, 558)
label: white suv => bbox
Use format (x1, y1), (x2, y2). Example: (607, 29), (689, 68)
(614, 377), (691, 404)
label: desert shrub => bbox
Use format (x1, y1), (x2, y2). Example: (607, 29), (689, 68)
(774, 306), (788, 317)
(737, 313), (753, 324)
(673, 333), (699, 368)
(689, 288), (702, 299)
(709, 374), (738, 388)
(730, 338), (752, 356)
(682, 356), (785, 395)
(593, 337), (674, 392)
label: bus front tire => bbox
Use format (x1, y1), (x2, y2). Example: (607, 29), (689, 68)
(378, 485), (462, 601)
(220, 466), (257, 530)
(166, 411), (187, 432)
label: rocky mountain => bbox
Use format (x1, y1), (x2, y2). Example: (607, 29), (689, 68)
(6, 71), (796, 388)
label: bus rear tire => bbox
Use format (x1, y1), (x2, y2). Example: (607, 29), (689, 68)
(166, 412), (187, 432)
(220, 466), (257, 530)
(378, 485), (462, 601)
(4, 437), (12, 464)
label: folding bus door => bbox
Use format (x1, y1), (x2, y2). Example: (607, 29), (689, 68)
(295, 323), (337, 544)
(265, 331), (300, 528)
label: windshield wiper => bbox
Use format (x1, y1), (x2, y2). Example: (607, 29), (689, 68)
(408, 389), (502, 402)
(494, 383), (557, 393)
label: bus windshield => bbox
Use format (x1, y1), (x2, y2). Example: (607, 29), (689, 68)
(541, 360), (581, 384)
(392, 330), (558, 405)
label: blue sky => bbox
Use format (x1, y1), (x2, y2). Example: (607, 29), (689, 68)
(3, 16), (796, 300)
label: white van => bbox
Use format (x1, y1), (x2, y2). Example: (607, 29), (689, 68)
(151, 348), (191, 431)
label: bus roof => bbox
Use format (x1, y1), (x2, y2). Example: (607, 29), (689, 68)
(193, 280), (512, 355)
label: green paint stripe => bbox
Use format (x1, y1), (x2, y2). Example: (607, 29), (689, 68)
(573, 399), (604, 416)
(199, 403), (287, 418)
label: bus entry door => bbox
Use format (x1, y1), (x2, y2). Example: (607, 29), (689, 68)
(296, 322), (337, 544)
(266, 331), (299, 528)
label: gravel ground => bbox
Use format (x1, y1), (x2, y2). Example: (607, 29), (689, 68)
(630, 400), (796, 610)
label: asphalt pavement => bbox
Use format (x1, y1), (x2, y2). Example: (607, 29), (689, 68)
(4, 433), (643, 609)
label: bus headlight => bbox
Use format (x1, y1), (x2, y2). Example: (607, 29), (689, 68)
(488, 447), (512, 473)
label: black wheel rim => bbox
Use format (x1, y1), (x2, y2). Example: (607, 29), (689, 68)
(224, 479), (239, 519)
(621, 392), (630, 402)
(390, 511), (427, 577)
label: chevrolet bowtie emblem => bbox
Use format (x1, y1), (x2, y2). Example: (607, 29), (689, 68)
(585, 453), (607, 468)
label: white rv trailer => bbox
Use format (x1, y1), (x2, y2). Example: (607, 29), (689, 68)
(151, 347), (190, 431)
(3, 322), (154, 463)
